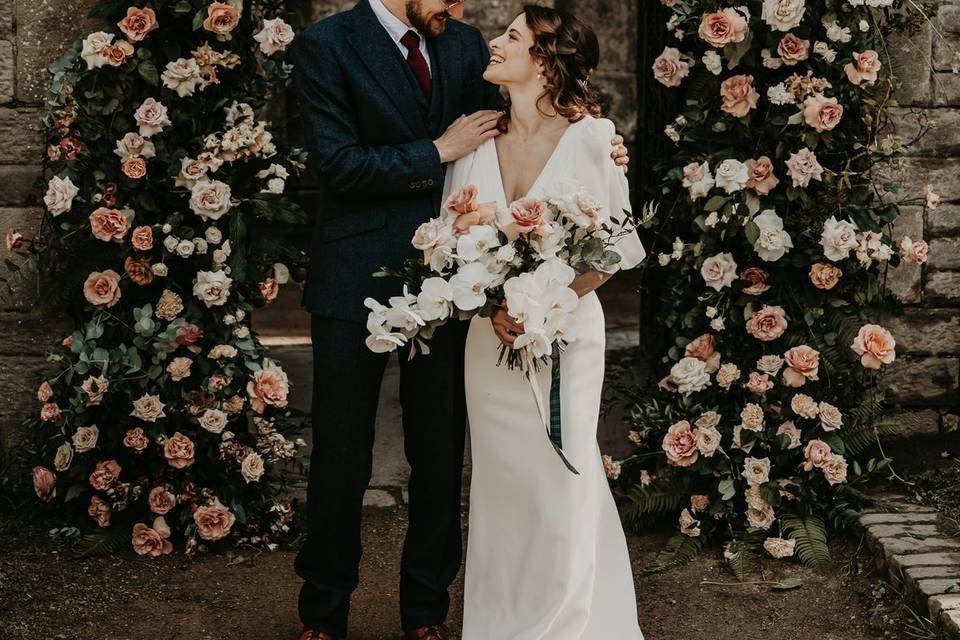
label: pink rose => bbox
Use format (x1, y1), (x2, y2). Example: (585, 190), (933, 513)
(698, 9), (748, 48)
(445, 185), (496, 234)
(40, 402), (61, 422)
(32, 466), (56, 502)
(662, 420), (700, 467)
(844, 50), (881, 86)
(131, 225), (154, 251)
(740, 266), (771, 295)
(83, 270), (122, 308)
(89, 459), (121, 491)
(260, 277), (279, 303)
(745, 157), (779, 196)
(745, 305), (788, 342)
(132, 518), (173, 557)
(803, 439), (832, 471)
(925, 184), (941, 210)
(118, 6), (158, 42)
(745, 371), (774, 396)
(720, 75), (759, 118)
(123, 427), (151, 452)
(164, 432), (195, 469)
(37, 381), (54, 402)
(60, 136), (80, 160)
(103, 41), (135, 67)
(507, 197), (548, 235)
(124, 256), (154, 286)
(851, 324), (896, 369)
(148, 485), (177, 515)
(899, 237), (929, 265)
(652, 46), (689, 88)
(88, 495), (112, 527)
(193, 499), (236, 541)
(246, 360), (289, 413)
(783, 345), (820, 387)
(5, 228), (23, 251)
(203, 2), (241, 38)
(684, 334), (721, 373)
(121, 156), (147, 179)
(777, 33), (810, 65)
(803, 94), (843, 132)
(89, 207), (130, 243)
(809, 263), (841, 290)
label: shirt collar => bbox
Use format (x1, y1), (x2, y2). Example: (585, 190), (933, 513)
(368, 0), (422, 46)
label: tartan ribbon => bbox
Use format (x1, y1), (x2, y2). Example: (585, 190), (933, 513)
(549, 354), (562, 449)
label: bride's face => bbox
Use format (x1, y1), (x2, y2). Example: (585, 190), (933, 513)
(483, 14), (542, 87)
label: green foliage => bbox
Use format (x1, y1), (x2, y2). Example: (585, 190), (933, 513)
(644, 532), (704, 574)
(782, 514), (831, 572)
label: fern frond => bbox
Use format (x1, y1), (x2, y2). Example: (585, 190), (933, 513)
(72, 526), (130, 560)
(621, 476), (689, 530)
(725, 532), (765, 580)
(782, 514), (831, 571)
(644, 533), (704, 574)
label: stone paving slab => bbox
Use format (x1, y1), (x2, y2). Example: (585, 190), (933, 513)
(857, 493), (960, 638)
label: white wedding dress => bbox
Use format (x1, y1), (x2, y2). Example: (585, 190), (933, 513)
(444, 116), (646, 639)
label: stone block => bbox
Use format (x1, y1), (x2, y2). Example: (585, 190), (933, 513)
(885, 357), (960, 405)
(868, 523), (942, 539)
(894, 552), (960, 569)
(947, 414), (960, 432)
(930, 593), (960, 618)
(929, 204), (960, 236)
(917, 577), (960, 598)
(930, 237), (960, 270)
(886, 108), (960, 158)
(14, 0), (103, 103)
(907, 565), (960, 581)
(943, 609), (960, 638)
(890, 22), (933, 106)
(0, 312), (70, 357)
(363, 488), (397, 508)
(933, 33), (960, 72)
(888, 205), (923, 302)
(927, 271), (960, 304)
(566, 0), (637, 73)
(934, 72), (960, 107)
(939, 4), (960, 34)
(896, 409), (941, 437)
(0, 207), (42, 310)
(877, 158), (960, 204)
(881, 536), (960, 557)
(0, 108), (44, 164)
(883, 309), (960, 354)
(0, 165), (42, 206)
(0, 0), (12, 39)
(862, 513), (941, 526)
(593, 71), (637, 143)
(0, 40), (12, 104)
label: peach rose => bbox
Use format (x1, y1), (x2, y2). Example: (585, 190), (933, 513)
(791, 393), (819, 419)
(851, 324), (896, 369)
(844, 50), (881, 86)
(925, 184), (941, 210)
(166, 356), (192, 382)
(132, 518), (173, 557)
(247, 360), (289, 413)
(745, 305), (788, 342)
(445, 186), (496, 235)
(802, 439), (832, 471)
(193, 498), (236, 541)
(662, 420), (699, 467)
(698, 8), (748, 48)
(691, 494), (711, 512)
(103, 40), (135, 67)
(899, 237), (929, 265)
(83, 269), (122, 308)
(509, 198), (548, 233)
(148, 485), (176, 515)
(803, 94), (843, 132)
(823, 454), (848, 485)
(72, 425), (100, 453)
(684, 334), (721, 374)
(89, 459), (121, 491)
(164, 432), (195, 469)
(131, 225), (154, 251)
(715, 362), (741, 390)
(89, 207), (130, 243)
(124, 256), (154, 286)
(123, 427), (151, 452)
(720, 74), (759, 118)
(745, 371), (774, 396)
(118, 6), (158, 42)
(121, 156), (147, 179)
(40, 402), (61, 422)
(32, 466), (56, 502)
(652, 46), (690, 87)
(156, 289), (184, 321)
(88, 495), (112, 527)
(260, 277), (279, 303)
(809, 263), (842, 290)
(203, 2), (241, 38)
(740, 266), (771, 295)
(37, 381), (53, 402)
(783, 345), (820, 387)
(745, 157), (779, 196)
(53, 442), (73, 471)
(777, 33), (809, 65)
(175, 322), (203, 350)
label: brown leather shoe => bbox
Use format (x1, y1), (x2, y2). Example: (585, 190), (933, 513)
(298, 629), (343, 640)
(405, 624), (450, 640)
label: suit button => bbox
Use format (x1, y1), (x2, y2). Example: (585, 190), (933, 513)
(427, 179), (434, 186)
(409, 182), (416, 189)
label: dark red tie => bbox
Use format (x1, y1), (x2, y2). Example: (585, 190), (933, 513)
(400, 30), (431, 100)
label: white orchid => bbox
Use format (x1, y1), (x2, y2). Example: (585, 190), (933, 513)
(450, 262), (495, 311)
(384, 287), (425, 333)
(456, 224), (500, 262)
(416, 278), (454, 322)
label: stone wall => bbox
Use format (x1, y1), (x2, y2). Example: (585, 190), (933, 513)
(881, 4), (960, 437)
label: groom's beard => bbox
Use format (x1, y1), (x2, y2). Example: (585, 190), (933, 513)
(406, 0), (450, 37)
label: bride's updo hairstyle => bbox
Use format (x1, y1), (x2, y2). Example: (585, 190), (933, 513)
(498, 4), (603, 132)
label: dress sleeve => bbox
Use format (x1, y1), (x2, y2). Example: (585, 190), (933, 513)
(581, 118), (646, 271)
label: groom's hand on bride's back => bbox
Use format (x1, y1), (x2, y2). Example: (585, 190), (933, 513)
(610, 134), (629, 174)
(434, 110), (502, 163)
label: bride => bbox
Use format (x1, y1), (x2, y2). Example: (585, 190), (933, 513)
(442, 5), (646, 639)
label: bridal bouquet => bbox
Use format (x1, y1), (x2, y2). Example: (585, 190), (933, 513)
(364, 180), (633, 372)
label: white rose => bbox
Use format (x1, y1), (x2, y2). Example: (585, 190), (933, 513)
(714, 159), (749, 193)
(72, 424), (100, 453)
(702, 50), (722, 75)
(761, 0), (806, 31)
(134, 97), (172, 138)
(44, 176), (80, 216)
(777, 421), (803, 449)
(131, 394), (166, 422)
(199, 408), (228, 434)
(161, 58), (202, 98)
(175, 239), (195, 258)
(682, 161), (715, 200)
(213, 249), (228, 264)
(152, 263), (169, 277)
(254, 17), (295, 55)
(700, 252), (738, 291)
(273, 262), (290, 284)
(81, 31), (114, 69)
(190, 179), (234, 221)
(752, 209), (793, 262)
(694, 424), (722, 457)
(820, 216), (859, 261)
(819, 402), (843, 430)
(241, 452), (265, 483)
(785, 147), (824, 188)
(670, 357), (712, 395)
(266, 177), (285, 194)
(114, 132), (156, 160)
(813, 41), (836, 62)
(193, 270), (233, 307)
(742, 456), (772, 486)
(193, 238), (209, 254)
(54, 442), (74, 471)
(205, 226), (223, 244)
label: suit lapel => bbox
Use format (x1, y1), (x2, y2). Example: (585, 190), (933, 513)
(427, 29), (458, 134)
(344, 1), (429, 136)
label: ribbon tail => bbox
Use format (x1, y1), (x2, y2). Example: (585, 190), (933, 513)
(526, 351), (579, 475)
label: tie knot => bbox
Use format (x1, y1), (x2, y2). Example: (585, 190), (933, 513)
(400, 30), (420, 50)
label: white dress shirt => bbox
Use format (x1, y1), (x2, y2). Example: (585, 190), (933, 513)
(368, 0), (433, 76)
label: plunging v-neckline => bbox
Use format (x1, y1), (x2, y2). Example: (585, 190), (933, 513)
(491, 118), (581, 206)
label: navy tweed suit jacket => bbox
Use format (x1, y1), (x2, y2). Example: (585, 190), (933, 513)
(291, 1), (503, 322)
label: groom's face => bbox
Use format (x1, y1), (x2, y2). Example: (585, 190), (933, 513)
(406, 0), (462, 37)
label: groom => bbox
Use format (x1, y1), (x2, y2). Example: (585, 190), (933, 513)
(290, 2), (628, 638)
